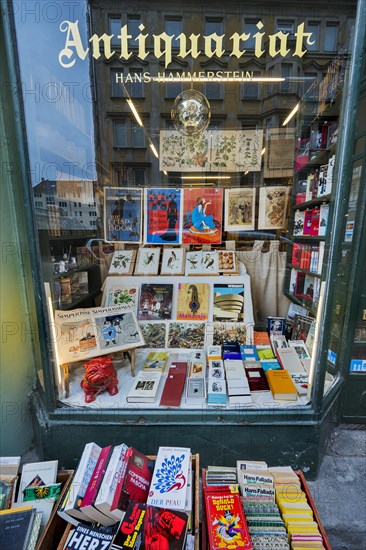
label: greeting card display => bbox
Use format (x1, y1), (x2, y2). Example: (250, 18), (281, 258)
(182, 188), (223, 245)
(138, 284), (173, 321)
(176, 283), (210, 321)
(104, 285), (138, 310)
(218, 250), (238, 274)
(185, 250), (219, 275)
(160, 247), (185, 275)
(144, 188), (182, 245)
(224, 188), (256, 231)
(134, 247), (161, 275)
(104, 187), (142, 243)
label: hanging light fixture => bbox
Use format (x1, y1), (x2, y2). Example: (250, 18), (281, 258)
(171, 89), (211, 136)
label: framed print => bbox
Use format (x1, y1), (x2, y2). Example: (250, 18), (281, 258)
(160, 247), (185, 275)
(104, 187), (142, 243)
(144, 188), (182, 245)
(224, 188), (256, 231)
(134, 247), (161, 275)
(182, 188), (223, 245)
(167, 322), (206, 349)
(108, 250), (136, 275)
(185, 250), (219, 276)
(263, 128), (295, 179)
(258, 186), (290, 230)
(218, 250), (238, 274)
(139, 322), (167, 348)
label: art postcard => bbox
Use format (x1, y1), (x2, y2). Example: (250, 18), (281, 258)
(185, 250), (219, 275)
(182, 188), (223, 245)
(212, 322), (248, 345)
(134, 247), (161, 275)
(138, 284), (173, 321)
(144, 188), (183, 245)
(108, 250), (136, 275)
(258, 186), (290, 230)
(176, 283), (210, 322)
(139, 322), (167, 348)
(104, 285), (138, 311)
(224, 188), (256, 231)
(213, 284), (245, 322)
(104, 187), (142, 243)
(167, 322), (206, 349)
(55, 306), (144, 364)
(160, 247), (185, 275)
(218, 250), (238, 274)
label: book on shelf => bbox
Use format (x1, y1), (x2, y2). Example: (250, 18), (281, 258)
(260, 360), (281, 372)
(293, 210), (305, 236)
(256, 345), (276, 361)
(318, 204), (329, 237)
(303, 274), (315, 301)
(265, 370), (298, 401)
(326, 154), (336, 195)
(270, 335), (288, 357)
(64, 523), (115, 550)
(185, 378), (206, 404)
(111, 501), (145, 550)
(0, 507), (36, 550)
(276, 348), (306, 374)
(0, 457), (21, 478)
(94, 444), (129, 520)
(267, 317), (286, 336)
(253, 332), (271, 346)
(292, 315), (314, 342)
(147, 447), (191, 511)
(291, 243), (302, 267)
(0, 475), (17, 510)
(159, 360), (187, 407)
(244, 363), (270, 392)
(240, 345), (259, 361)
(126, 371), (162, 403)
(290, 372), (309, 397)
(207, 345), (222, 361)
(237, 469), (273, 486)
(143, 351), (169, 373)
(288, 340), (311, 360)
(207, 378), (227, 406)
(18, 460), (58, 502)
(303, 209), (313, 236)
(286, 303), (309, 323)
(144, 506), (188, 550)
(310, 207), (320, 236)
(208, 360), (224, 379)
(13, 497), (57, 530)
(317, 164), (328, 197)
(317, 241), (325, 274)
(289, 268), (297, 295)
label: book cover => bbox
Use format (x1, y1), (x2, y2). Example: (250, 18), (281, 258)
(265, 370), (298, 401)
(260, 361), (281, 372)
(205, 487), (253, 550)
(23, 482), (61, 502)
(176, 283), (209, 321)
(253, 332), (271, 346)
(111, 502), (146, 550)
(144, 506), (188, 550)
(293, 211), (304, 236)
(256, 346), (275, 361)
(318, 204), (329, 237)
(213, 284), (245, 322)
(185, 378), (206, 404)
(270, 335), (288, 356)
(267, 317), (286, 336)
(138, 284), (173, 321)
(290, 372), (309, 397)
(105, 285), (138, 310)
(289, 268), (297, 295)
(310, 207), (320, 236)
(104, 187), (142, 244)
(276, 348), (305, 374)
(292, 315), (314, 342)
(13, 497), (56, 530)
(143, 351), (169, 373)
(0, 457), (21, 478)
(0, 508), (36, 550)
(144, 188), (183, 245)
(147, 447), (191, 511)
(303, 210), (313, 236)
(317, 165), (328, 197)
(207, 345), (222, 360)
(208, 360), (224, 379)
(303, 275), (315, 301)
(126, 371), (162, 403)
(159, 361), (187, 407)
(288, 340), (310, 360)
(18, 460), (58, 502)
(244, 364), (270, 392)
(291, 244), (302, 267)
(64, 523), (115, 550)
(295, 271), (306, 297)
(207, 378), (227, 405)
(94, 444), (129, 519)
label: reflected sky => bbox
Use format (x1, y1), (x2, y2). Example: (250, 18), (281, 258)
(13, 0), (96, 185)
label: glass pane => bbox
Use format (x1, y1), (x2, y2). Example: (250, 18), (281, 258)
(325, 24), (338, 51)
(109, 17), (121, 46)
(307, 22), (319, 51)
(111, 69), (125, 98)
(164, 19), (182, 46)
(114, 122), (127, 147)
(128, 17), (140, 46)
(206, 20), (223, 35)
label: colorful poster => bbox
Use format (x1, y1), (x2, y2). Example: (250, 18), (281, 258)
(144, 188), (182, 245)
(182, 188), (223, 245)
(224, 188), (256, 231)
(104, 187), (142, 243)
(258, 186), (290, 230)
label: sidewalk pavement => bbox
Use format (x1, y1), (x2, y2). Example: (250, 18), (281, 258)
(306, 424), (366, 550)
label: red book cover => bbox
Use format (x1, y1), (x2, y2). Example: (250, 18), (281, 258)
(291, 244), (301, 267)
(143, 506), (188, 550)
(81, 445), (113, 507)
(295, 272), (306, 296)
(244, 366), (270, 392)
(159, 362), (187, 407)
(303, 209), (313, 235)
(112, 448), (154, 514)
(310, 207), (320, 236)
(295, 193), (306, 205)
(204, 486), (252, 550)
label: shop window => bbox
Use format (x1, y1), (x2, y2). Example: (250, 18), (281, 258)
(111, 69), (125, 98)
(113, 121), (127, 147)
(164, 18), (182, 48)
(324, 23), (338, 51)
(307, 21), (320, 52)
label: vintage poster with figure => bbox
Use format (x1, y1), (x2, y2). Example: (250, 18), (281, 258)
(144, 188), (182, 245)
(182, 187), (223, 245)
(263, 128), (295, 179)
(224, 188), (256, 231)
(258, 186), (290, 230)
(104, 187), (142, 243)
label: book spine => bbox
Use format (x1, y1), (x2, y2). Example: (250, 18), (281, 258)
(64, 443), (101, 512)
(110, 447), (132, 512)
(81, 446), (112, 508)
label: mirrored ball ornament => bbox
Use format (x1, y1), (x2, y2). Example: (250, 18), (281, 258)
(171, 89), (211, 136)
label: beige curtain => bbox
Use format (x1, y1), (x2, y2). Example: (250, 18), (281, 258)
(237, 240), (290, 326)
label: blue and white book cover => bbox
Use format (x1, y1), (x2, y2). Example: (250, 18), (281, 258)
(147, 447), (191, 510)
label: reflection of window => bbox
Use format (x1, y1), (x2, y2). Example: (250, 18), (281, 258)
(109, 17), (121, 46)
(205, 82), (222, 100)
(132, 121), (145, 147)
(304, 72), (318, 99)
(114, 121), (127, 147)
(244, 19), (259, 49)
(111, 69), (124, 98)
(276, 19), (295, 36)
(164, 18), (182, 47)
(46, 196), (55, 205)
(243, 72), (260, 99)
(127, 69), (144, 98)
(128, 16), (140, 47)
(133, 168), (146, 185)
(307, 22), (320, 51)
(205, 19), (223, 36)
(281, 64), (292, 92)
(208, 120), (223, 131)
(165, 72), (183, 99)
(325, 23), (338, 51)
(35, 201), (42, 207)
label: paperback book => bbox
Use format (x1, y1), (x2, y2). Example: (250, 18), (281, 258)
(213, 284), (245, 322)
(176, 283), (210, 321)
(126, 372), (162, 403)
(138, 284), (173, 321)
(144, 506), (188, 550)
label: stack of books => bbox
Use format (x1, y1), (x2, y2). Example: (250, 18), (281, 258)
(224, 359), (252, 405)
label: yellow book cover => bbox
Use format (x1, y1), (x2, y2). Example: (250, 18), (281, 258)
(143, 351), (169, 373)
(176, 283), (210, 321)
(266, 369), (298, 400)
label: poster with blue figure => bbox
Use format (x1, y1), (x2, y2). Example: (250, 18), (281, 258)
(104, 187), (143, 243)
(144, 188), (183, 245)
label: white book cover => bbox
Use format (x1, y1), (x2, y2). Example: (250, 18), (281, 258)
(126, 371), (162, 402)
(317, 241), (325, 273)
(290, 372), (309, 396)
(208, 361), (225, 380)
(289, 268), (297, 295)
(229, 394), (252, 406)
(147, 447), (191, 510)
(325, 155), (335, 194)
(293, 210), (304, 236)
(0, 456), (21, 477)
(318, 204), (329, 237)
(288, 340), (311, 360)
(236, 460), (268, 473)
(13, 498), (56, 529)
(18, 460), (58, 502)
(94, 444), (129, 518)
(64, 442), (101, 521)
(277, 347), (305, 373)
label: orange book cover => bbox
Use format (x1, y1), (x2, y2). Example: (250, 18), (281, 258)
(204, 486), (252, 549)
(266, 369), (298, 400)
(253, 332), (271, 345)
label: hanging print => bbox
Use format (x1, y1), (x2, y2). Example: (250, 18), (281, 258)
(144, 188), (182, 245)
(182, 188), (223, 245)
(258, 186), (290, 230)
(104, 187), (142, 243)
(224, 188), (256, 232)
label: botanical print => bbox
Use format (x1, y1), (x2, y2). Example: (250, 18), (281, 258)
(144, 188), (182, 245)
(139, 322), (167, 348)
(105, 286), (137, 310)
(108, 250), (136, 275)
(104, 187), (142, 243)
(211, 322), (248, 345)
(160, 130), (263, 172)
(134, 247), (161, 275)
(224, 188), (256, 231)
(182, 188), (223, 245)
(160, 247), (185, 275)
(167, 322), (206, 349)
(258, 186), (290, 230)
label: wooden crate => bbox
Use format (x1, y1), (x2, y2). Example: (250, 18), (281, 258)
(49, 455), (200, 550)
